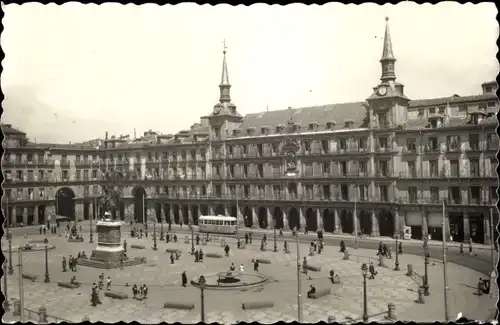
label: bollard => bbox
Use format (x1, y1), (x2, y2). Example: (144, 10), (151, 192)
(387, 303), (396, 320)
(417, 287), (425, 304)
(343, 249), (349, 260)
(327, 316), (336, 323)
(13, 300), (21, 316)
(406, 264), (413, 276)
(38, 306), (48, 324)
(184, 236), (189, 244)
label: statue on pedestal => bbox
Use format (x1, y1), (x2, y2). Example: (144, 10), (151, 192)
(98, 169), (123, 220)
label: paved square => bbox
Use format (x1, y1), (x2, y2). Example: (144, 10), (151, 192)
(2, 232), (494, 323)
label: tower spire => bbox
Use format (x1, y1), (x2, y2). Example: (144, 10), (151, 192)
(380, 17), (396, 82)
(219, 39), (231, 103)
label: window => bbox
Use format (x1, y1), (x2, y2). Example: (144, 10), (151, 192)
(446, 135), (460, 151)
(358, 161), (367, 176)
(438, 106), (446, 114)
(450, 160), (459, 177)
(406, 138), (417, 152)
(321, 140), (329, 153)
(469, 187), (481, 205)
(469, 134), (479, 150)
(428, 137), (438, 151)
(340, 184), (349, 201)
(469, 159), (480, 177)
(408, 186), (418, 203)
(340, 161), (348, 176)
(378, 137), (388, 149)
(359, 138), (367, 150)
(429, 107), (436, 114)
(271, 143), (279, 154)
(407, 161), (416, 177)
(479, 103), (487, 110)
(242, 145), (248, 155)
(379, 185), (389, 202)
(449, 187), (461, 204)
(490, 187), (498, 204)
(62, 170), (68, 180)
(359, 185), (368, 201)
(339, 139), (347, 150)
(487, 133), (498, 150)
(76, 155), (81, 163)
(257, 144), (263, 156)
(27, 154), (33, 163)
(429, 160), (438, 178)
(323, 185), (330, 200)
(242, 165), (248, 178)
(378, 113), (387, 128)
(458, 104), (467, 116)
(76, 170), (81, 180)
(322, 162), (330, 175)
(228, 165), (235, 178)
(62, 155), (68, 164)
(486, 87), (493, 93)
(304, 141), (311, 153)
(490, 158), (496, 177)
(257, 164), (264, 178)
(378, 160), (388, 176)
(487, 101), (496, 108)
(430, 187), (439, 203)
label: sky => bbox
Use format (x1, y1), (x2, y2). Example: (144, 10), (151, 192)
(1, 2), (498, 144)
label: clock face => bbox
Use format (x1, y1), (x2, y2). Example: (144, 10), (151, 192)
(378, 86), (387, 96)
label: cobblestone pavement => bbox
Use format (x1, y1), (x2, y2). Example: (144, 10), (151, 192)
(1, 234), (495, 323)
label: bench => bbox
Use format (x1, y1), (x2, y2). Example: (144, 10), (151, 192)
(68, 237), (84, 243)
(284, 249), (291, 254)
(254, 258), (271, 264)
(104, 291), (128, 300)
(305, 265), (322, 272)
(206, 253), (223, 259)
(165, 248), (181, 254)
(134, 256), (147, 263)
(22, 273), (37, 282)
(58, 282), (80, 289)
(130, 244), (145, 249)
(163, 302), (195, 310)
(241, 301), (274, 310)
(309, 288), (331, 299)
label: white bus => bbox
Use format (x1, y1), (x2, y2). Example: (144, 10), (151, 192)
(198, 215), (238, 235)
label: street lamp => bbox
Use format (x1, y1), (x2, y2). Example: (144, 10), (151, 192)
(199, 275), (206, 323)
(294, 227), (303, 323)
(7, 230), (13, 275)
(422, 238), (430, 296)
(44, 243), (50, 283)
(394, 234), (400, 271)
(3, 257), (9, 311)
(152, 223), (158, 251)
(89, 198), (94, 243)
(273, 219), (278, 253)
(190, 222), (195, 255)
(361, 263), (369, 323)
(160, 213), (165, 241)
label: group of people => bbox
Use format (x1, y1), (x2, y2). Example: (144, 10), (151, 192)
(62, 255), (79, 272)
(132, 284), (149, 300)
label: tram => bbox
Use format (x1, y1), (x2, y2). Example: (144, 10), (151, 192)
(198, 215), (238, 235)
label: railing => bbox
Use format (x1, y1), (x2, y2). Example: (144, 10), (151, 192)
(23, 307), (73, 323)
(408, 268), (423, 287)
(348, 254), (379, 265)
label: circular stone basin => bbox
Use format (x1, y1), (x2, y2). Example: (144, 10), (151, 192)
(8, 243), (56, 253)
(190, 272), (269, 291)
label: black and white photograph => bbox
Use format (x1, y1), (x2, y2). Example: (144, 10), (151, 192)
(1, 2), (499, 323)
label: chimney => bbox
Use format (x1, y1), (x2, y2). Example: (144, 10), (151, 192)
(105, 132), (109, 140)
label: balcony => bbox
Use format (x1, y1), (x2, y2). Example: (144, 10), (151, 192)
(423, 145), (440, 154)
(401, 147), (418, 155)
(398, 171), (418, 179)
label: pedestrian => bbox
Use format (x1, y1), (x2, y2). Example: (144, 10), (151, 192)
(139, 285), (144, 300)
(106, 276), (111, 290)
(279, 228), (283, 236)
(98, 273), (104, 290)
(302, 256), (308, 274)
(387, 246), (392, 259)
(237, 239), (241, 249)
(253, 259), (259, 272)
(194, 250), (199, 263)
(120, 257), (124, 270)
(460, 243), (464, 255)
(307, 284), (316, 298)
(284, 241), (288, 251)
(142, 284), (148, 299)
(132, 284), (138, 299)
(477, 277), (484, 296)
(329, 269), (335, 284)
(173, 234), (178, 243)
(224, 244), (230, 257)
(398, 242), (403, 255)
(249, 232), (252, 243)
(43, 225), (46, 236)
(123, 240), (127, 252)
(166, 233), (170, 243)
(304, 226), (308, 234)
(168, 223), (172, 232)
(199, 249), (204, 262)
(182, 271), (187, 287)
(69, 255), (74, 272)
(196, 234), (200, 245)
(62, 257), (67, 272)
(230, 263), (236, 271)
(39, 226), (43, 235)
(170, 253), (175, 264)
(245, 232), (249, 244)
(468, 238), (473, 255)
(369, 262), (377, 279)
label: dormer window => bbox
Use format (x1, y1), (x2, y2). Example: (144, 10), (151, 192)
(261, 126), (270, 135)
(246, 127), (255, 136)
(429, 117), (443, 129)
(429, 107), (436, 114)
(292, 123), (300, 133)
(275, 124), (284, 133)
(232, 129), (241, 136)
(458, 104), (467, 116)
(326, 121), (336, 129)
(308, 122), (319, 131)
(438, 106), (446, 114)
(344, 119), (354, 128)
(487, 101), (496, 108)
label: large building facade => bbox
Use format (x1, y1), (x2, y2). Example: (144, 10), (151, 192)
(2, 18), (498, 244)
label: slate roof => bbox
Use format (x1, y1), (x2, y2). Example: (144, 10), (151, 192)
(408, 93), (497, 108)
(235, 102), (369, 137)
(1, 124), (26, 135)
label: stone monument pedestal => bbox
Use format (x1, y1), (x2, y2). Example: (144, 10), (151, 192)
(77, 217), (145, 269)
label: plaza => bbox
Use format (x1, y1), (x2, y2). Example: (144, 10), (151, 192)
(2, 231), (495, 323)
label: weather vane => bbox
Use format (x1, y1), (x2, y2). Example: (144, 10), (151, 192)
(223, 39), (227, 53)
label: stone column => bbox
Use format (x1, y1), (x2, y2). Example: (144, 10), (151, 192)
(463, 212), (470, 242)
(34, 206), (39, 225)
(178, 206), (184, 225)
(316, 208), (323, 231)
(394, 208), (405, 235)
(169, 205), (174, 223)
(209, 205), (215, 215)
(11, 208), (16, 227)
(483, 210), (491, 245)
(354, 211), (361, 236)
(23, 207), (28, 226)
(371, 209), (380, 237)
(160, 205), (166, 223)
(299, 207), (306, 230)
(421, 209), (428, 239)
(282, 208), (290, 231)
(187, 206), (193, 224)
(267, 207), (273, 229)
(333, 208), (341, 234)
(224, 205), (229, 216)
(251, 207), (258, 229)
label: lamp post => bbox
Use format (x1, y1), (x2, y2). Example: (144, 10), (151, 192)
(3, 257), (9, 311)
(44, 243), (50, 283)
(89, 198), (94, 244)
(394, 234), (400, 271)
(273, 219), (278, 252)
(199, 275), (206, 323)
(422, 238), (430, 296)
(294, 227), (303, 322)
(190, 222), (195, 255)
(361, 263), (369, 322)
(152, 223), (158, 251)
(160, 213), (165, 241)
(8, 230), (14, 275)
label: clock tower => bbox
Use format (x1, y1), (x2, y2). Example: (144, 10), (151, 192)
(366, 17), (410, 129)
(205, 41), (242, 140)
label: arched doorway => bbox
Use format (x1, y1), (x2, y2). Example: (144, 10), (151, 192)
(182, 205), (189, 224)
(378, 210), (395, 237)
(200, 205), (209, 216)
(340, 209), (354, 234)
(288, 207), (300, 230)
(132, 186), (147, 223)
(273, 207), (284, 229)
(164, 204), (171, 224)
(258, 207), (267, 229)
(192, 205), (199, 225)
(173, 204), (180, 224)
(230, 206), (238, 219)
(358, 210), (372, 236)
(322, 209), (334, 233)
(306, 208), (317, 232)
(243, 206), (253, 228)
(154, 203), (162, 222)
(56, 187), (76, 221)
(215, 204), (225, 215)
(119, 202), (125, 220)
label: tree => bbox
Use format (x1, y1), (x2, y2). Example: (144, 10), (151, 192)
(99, 169), (124, 220)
